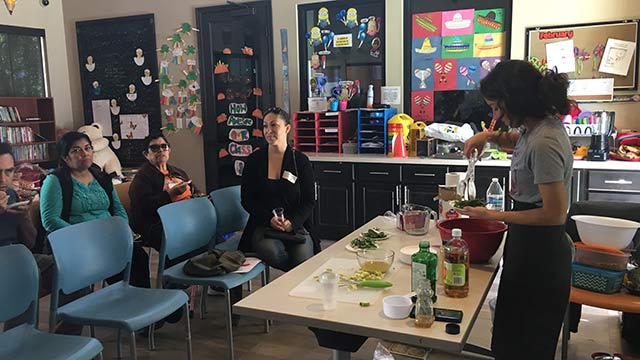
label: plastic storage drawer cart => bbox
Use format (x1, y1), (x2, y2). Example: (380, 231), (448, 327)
(571, 263), (625, 294)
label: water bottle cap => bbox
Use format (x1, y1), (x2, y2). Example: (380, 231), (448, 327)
(492, 178), (499, 181)
(452, 229), (462, 237)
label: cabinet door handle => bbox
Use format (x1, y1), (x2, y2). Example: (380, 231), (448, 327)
(589, 188), (640, 194)
(314, 182), (318, 201)
(413, 173), (436, 177)
(322, 169), (342, 174)
(369, 171), (390, 176)
(396, 185), (401, 207)
(604, 179), (633, 185)
(404, 186), (409, 204)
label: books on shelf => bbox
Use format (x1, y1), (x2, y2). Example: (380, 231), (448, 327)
(0, 126), (35, 144)
(0, 106), (22, 123)
(12, 143), (49, 163)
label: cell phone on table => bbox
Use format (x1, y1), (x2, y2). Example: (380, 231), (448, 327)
(7, 200), (31, 209)
(434, 308), (463, 323)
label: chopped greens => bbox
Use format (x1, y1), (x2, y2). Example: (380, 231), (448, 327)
(452, 199), (486, 209)
(361, 228), (387, 239)
(350, 237), (378, 250)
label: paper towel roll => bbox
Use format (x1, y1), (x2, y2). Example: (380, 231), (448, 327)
(445, 172), (466, 187)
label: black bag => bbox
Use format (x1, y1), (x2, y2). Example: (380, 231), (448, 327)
(263, 228), (309, 244)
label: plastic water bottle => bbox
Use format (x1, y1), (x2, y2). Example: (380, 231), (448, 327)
(366, 84), (374, 108)
(486, 178), (504, 211)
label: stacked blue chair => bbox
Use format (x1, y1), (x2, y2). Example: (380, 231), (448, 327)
(47, 216), (192, 360)
(210, 185), (249, 252)
(157, 197), (268, 360)
(0, 244), (103, 360)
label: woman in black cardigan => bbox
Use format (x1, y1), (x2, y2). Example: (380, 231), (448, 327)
(240, 107), (318, 271)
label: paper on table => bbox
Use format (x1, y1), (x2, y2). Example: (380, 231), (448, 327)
(599, 38), (636, 76)
(120, 114), (149, 139)
(289, 258), (394, 305)
(91, 100), (113, 136)
(545, 39), (575, 74)
(233, 257), (262, 274)
(381, 86), (402, 105)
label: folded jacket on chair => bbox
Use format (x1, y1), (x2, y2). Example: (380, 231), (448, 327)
(183, 249), (245, 277)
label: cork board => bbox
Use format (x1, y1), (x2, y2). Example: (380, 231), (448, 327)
(526, 20), (639, 90)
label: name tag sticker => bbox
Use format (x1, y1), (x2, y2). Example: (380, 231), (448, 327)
(283, 171), (297, 184)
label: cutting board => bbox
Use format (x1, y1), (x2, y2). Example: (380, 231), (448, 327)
(288, 258), (392, 305)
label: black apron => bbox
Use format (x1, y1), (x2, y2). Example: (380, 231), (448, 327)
(491, 200), (572, 360)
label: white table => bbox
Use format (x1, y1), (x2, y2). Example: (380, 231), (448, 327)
(234, 216), (502, 359)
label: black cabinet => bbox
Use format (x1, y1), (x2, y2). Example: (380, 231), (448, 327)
(401, 165), (446, 211)
(313, 162), (354, 240)
(403, 184), (439, 211)
(355, 182), (399, 226)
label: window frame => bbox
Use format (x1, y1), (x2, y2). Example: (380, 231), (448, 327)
(0, 24), (49, 97)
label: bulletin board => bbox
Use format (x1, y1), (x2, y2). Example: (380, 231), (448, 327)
(403, 0), (512, 126)
(297, 0), (385, 110)
(526, 20), (640, 90)
(76, 14), (161, 166)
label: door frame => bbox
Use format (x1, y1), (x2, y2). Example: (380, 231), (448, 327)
(196, 0), (275, 191)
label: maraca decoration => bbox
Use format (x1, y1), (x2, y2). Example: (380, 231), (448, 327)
(321, 32), (335, 54)
(434, 62), (453, 83)
(357, 23), (367, 48)
(414, 68), (432, 89)
(459, 65), (476, 86)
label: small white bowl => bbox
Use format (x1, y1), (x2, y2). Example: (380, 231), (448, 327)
(383, 295), (413, 319)
(399, 245), (437, 265)
(572, 215), (640, 250)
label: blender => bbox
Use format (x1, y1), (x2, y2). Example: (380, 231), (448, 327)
(588, 111), (615, 161)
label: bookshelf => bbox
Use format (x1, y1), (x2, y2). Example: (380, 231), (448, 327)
(0, 97), (56, 164)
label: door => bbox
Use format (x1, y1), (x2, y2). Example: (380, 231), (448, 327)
(315, 180), (354, 240)
(197, 1), (275, 191)
(355, 183), (399, 226)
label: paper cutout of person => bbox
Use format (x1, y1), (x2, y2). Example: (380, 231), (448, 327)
(134, 48), (145, 66)
(86, 56), (95, 72)
(126, 84), (137, 102)
(91, 81), (102, 95)
(110, 99), (120, 115)
(112, 133), (121, 150)
(141, 69), (153, 86)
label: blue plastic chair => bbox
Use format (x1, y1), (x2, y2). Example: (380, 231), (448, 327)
(0, 244), (103, 360)
(210, 185), (248, 252)
(157, 197), (268, 360)
(47, 217), (192, 360)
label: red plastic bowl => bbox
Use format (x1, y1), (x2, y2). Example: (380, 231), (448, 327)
(437, 218), (508, 264)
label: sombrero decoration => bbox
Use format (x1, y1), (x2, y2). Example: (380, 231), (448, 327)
(444, 37), (470, 52)
(476, 11), (502, 30)
(415, 38), (437, 54)
(476, 34), (501, 50)
(445, 12), (471, 29)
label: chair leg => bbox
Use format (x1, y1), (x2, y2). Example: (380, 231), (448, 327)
(201, 285), (208, 314)
(561, 307), (570, 360)
(247, 280), (253, 292)
(261, 270), (270, 334)
(90, 325), (95, 338)
(116, 329), (122, 359)
(225, 288), (235, 360)
(199, 285), (207, 320)
(184, 302), (193, 360)
(148, 322), (156, 351)
(129, 331), (138, 360)
(98, 352), (104, 360)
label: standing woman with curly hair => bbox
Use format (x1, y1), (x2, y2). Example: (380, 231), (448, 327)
(460, 60), (574, 359)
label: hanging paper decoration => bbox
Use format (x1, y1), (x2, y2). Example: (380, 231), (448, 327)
(110, 99), (120, 115)
(217, 93), (226, 100)
(370, 37), (381, 58)
(219, 148), (229, 158)
(367, 16), (381, 36)
(161, 88), (174, 105)
(346, 8), (359, 28)
(234, 160), (245, 176)
(159, 44), (171, 59)
(177, 22), (199, 36)
(320, 31), (334, 55)
(306, 27), (322, 47)
(112, 133), (121, 150)
(134, 48), (145, 66)
(241, 46), (254, 56)
(126, 84), (137, 102)
(253, 88), (263, 96)
(185, 59), (197, 72)
(252, 109), (263, 119)
(85, 56), (96, 72)
(311, 53), (320, 69)
(4, 0), (17, 15)
(217, 113), (228, 123)
(91, 81), (102, 96)
(214, 61), (229, 74)
(160, 60), (170, 77)
(141, 69), (153, 86)
(252, 129), (263, 138)
(317, 7), (330, 28)
(172, 46), (184, 65)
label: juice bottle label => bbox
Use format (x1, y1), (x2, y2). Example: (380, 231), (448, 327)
(443, 262), (466, 286)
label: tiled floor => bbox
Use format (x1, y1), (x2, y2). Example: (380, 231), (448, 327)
(31, 241), (640, 360)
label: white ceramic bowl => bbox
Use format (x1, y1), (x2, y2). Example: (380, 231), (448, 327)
(399, 245), (437, 265)
(382, 295), (413, 319)
(572, 215), (640, 250)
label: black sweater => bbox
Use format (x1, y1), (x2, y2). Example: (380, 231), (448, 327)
(240, 146), (319, 253)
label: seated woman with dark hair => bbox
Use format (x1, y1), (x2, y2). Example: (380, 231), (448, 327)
(129, 133), (201, 253)
(241, 107), (319, 271)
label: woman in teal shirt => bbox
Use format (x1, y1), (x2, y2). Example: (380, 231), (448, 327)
(40, 131), (149, 288)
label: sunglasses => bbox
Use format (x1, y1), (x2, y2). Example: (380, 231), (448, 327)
(148, 143), (170, 153)
(69, 145), (94, 155)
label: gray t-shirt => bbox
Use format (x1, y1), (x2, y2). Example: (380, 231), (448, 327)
(509, 118), (573, 206)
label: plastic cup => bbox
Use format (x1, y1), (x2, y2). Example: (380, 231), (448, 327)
(273, 207), (285, 221)
(318, 271), (339, 310)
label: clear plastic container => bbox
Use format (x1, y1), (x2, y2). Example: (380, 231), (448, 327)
(574, 242), (630, 271)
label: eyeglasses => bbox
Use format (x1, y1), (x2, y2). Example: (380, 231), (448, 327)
(0, 168), (15, 177)
(69, 145), (94, 155)
(148, 143), (170, 152)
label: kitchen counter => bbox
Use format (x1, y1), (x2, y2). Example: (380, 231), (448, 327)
(307, 153), (640, 171)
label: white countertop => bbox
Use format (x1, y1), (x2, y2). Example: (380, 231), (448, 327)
(307, 153), (640, 171)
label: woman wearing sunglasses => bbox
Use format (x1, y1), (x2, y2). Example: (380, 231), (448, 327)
(129, 133), (201, 253)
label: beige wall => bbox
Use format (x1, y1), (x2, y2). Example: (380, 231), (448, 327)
(6, 0), (639, 188)
(0, 0), (73, 129)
